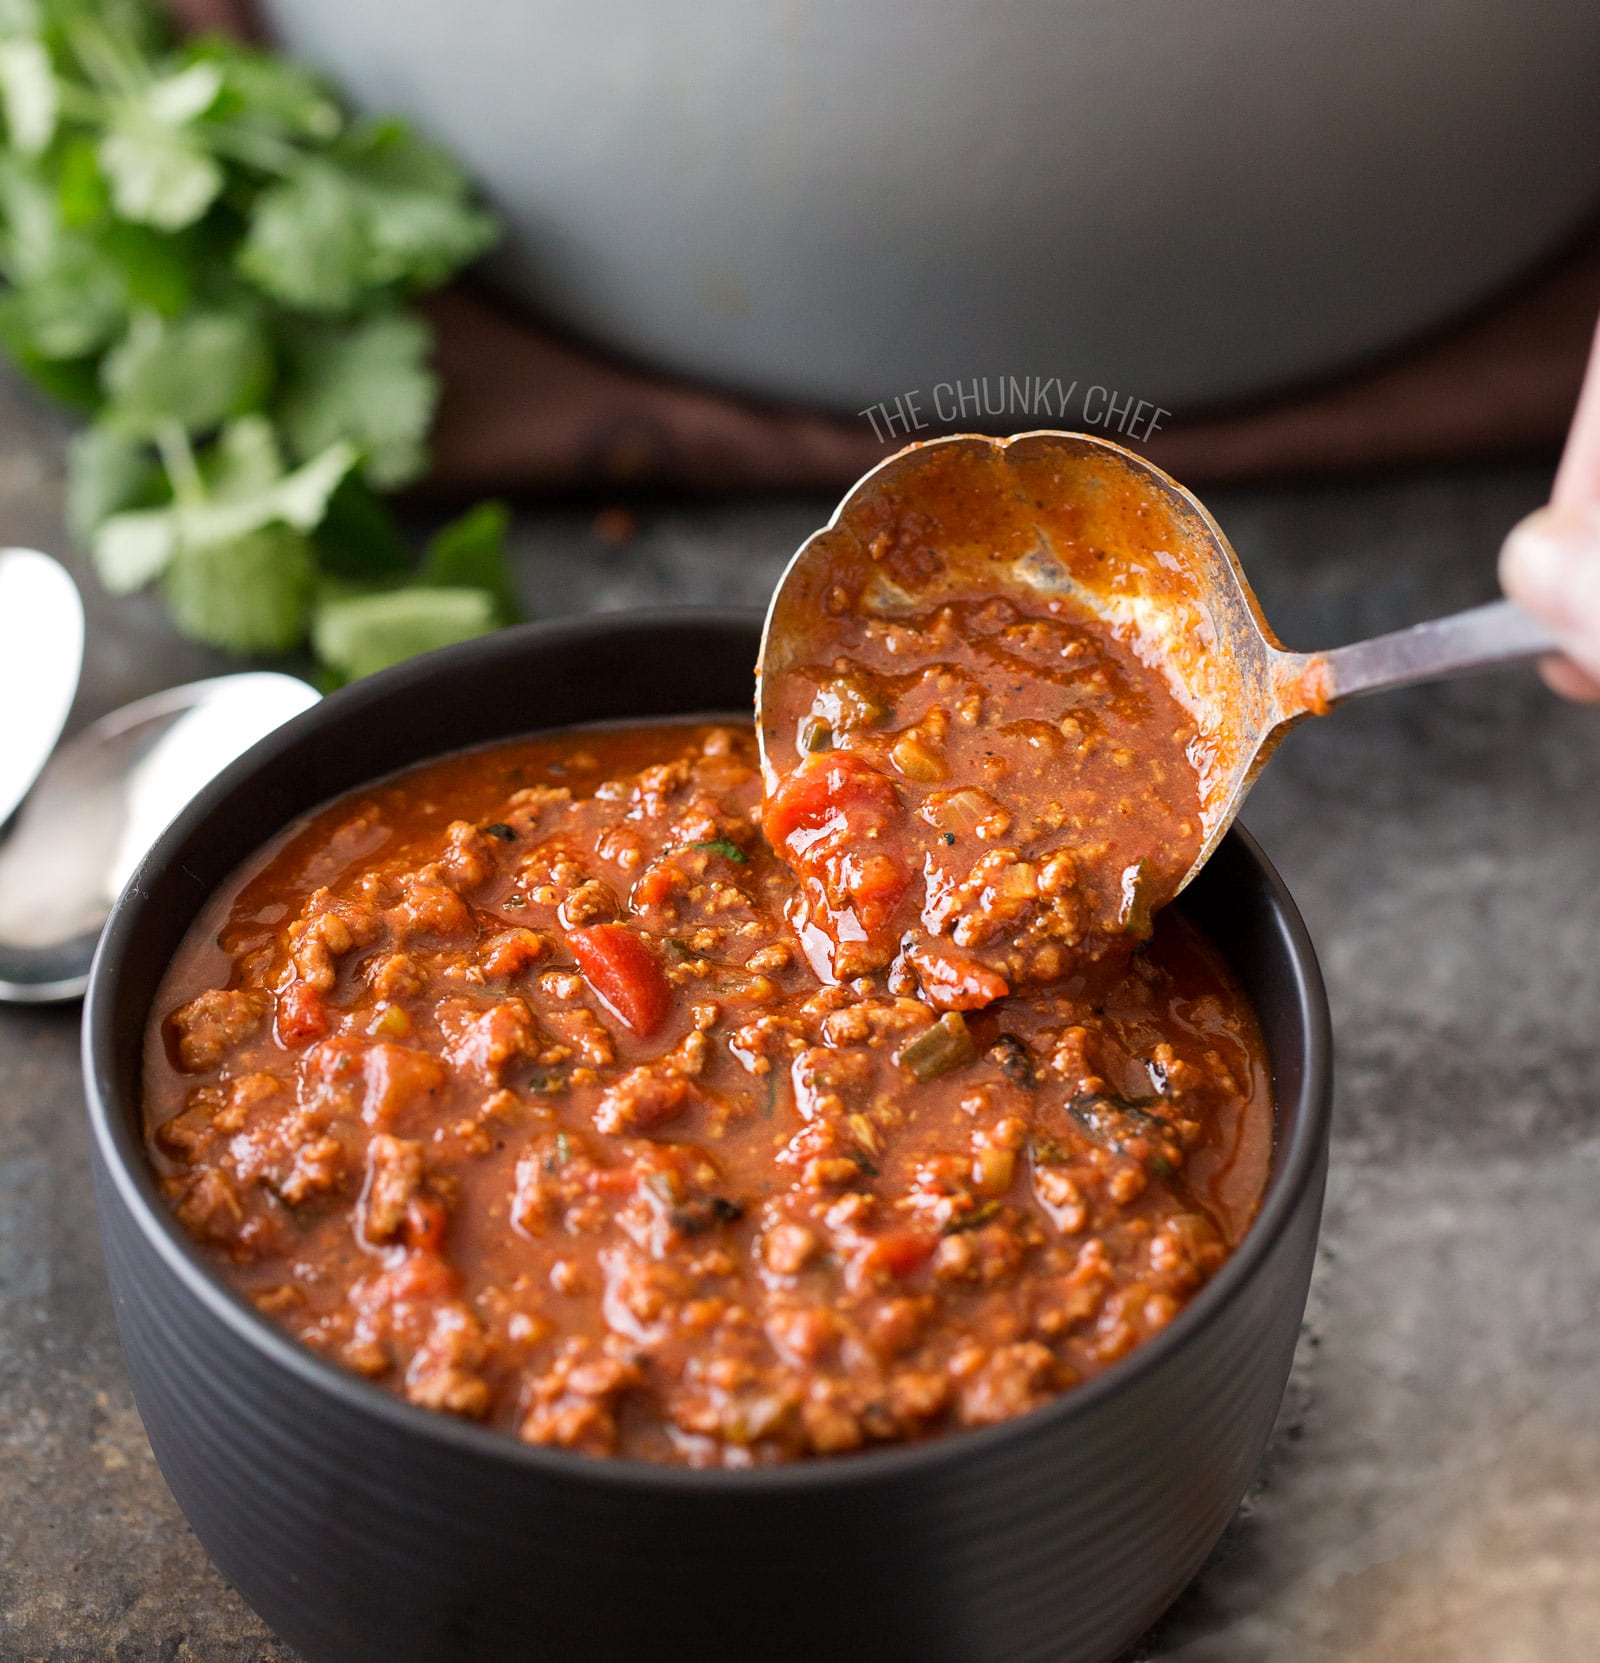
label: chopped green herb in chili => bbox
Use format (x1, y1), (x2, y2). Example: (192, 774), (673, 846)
(691, 838), (748, 863)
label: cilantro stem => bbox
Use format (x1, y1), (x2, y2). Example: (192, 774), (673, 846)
(155, 421), (205, 507)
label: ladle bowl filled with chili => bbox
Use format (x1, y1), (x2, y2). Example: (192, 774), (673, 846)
(83, 610), (1330, 1663)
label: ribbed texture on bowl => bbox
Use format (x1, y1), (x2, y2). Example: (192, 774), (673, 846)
(84, 611), (1331, 1663)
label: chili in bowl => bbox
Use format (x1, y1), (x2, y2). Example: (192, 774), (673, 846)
(84, 610), (1330, 1663)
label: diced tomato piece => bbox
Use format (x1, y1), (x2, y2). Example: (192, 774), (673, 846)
(905, 942), (1010, 1012)
(873, 1228), (938, 1277)
(275, 980), (329, 1046)
(762, 750), (899, 851)
(764, 753), (911, 945)
(568, 923), (672, 1037)
(850, 1227), (938, 1290)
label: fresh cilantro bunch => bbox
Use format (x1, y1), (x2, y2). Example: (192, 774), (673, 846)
(0, 0), (520, 681)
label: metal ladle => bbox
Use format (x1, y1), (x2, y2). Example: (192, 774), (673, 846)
(757, 430), (1558, 893)
(0, 550), (319, 1003)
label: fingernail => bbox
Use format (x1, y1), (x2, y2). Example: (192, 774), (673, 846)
(1501, 504), (1600, 621)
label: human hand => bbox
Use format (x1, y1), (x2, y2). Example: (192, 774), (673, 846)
(1499, 315), (1600, 700)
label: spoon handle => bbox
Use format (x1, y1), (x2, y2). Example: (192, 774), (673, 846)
(1314, 598), (1561, 704)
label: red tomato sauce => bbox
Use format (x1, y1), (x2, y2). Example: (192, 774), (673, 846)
(145, 710), (1272, 1468)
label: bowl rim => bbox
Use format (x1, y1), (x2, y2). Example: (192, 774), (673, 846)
(82, 605), (1332, 1495)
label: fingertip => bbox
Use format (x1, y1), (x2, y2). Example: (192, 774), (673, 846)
(1538, 655), (1600, 703)
(1500, 508), (1574, 620)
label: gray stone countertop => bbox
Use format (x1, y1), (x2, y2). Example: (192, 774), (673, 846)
(2, 371), (1597, 1660)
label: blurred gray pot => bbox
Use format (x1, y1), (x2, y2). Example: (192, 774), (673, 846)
(264, 0), (1600, 415)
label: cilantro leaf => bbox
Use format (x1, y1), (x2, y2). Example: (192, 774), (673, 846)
(66, 424), (158, 539)
(101, 306), (271, 434)
(0, 149), (57, 275)
(164, 522), (315, 652)
(93, 502), (177, 594)
(347, 120), (498, 289)
(277, 310), (435, 487)
(261, 435), (361, 528)
(94, 63), (227, 232)
(92, 434), (357, 594)
(187, 37), (341, 142)
(235, 159), (364, 312)
(238, 119), (495, 313)
(143, 61), (225, 126)
(313, 585), (498, 682)
(0, 37), (57, 156)
(313, 472), (412, 579)
(204, 411), (284, 497)
(97, 127), (222, 232)
(692, 838), (748, 863)
(420, 500), (518, 622)
(93, 219), (192, 315)
(0, 150), (53, 272)
(0, 158), (125, 359)
(0, 247), (123, 361)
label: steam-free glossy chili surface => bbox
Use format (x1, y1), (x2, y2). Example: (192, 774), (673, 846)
(147, 704), (1271, 1466)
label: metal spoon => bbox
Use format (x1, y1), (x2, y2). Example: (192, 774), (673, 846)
(0, 548), (85, 828)
(757, 429), (1558, 894)
(0, 671), (319, 1003)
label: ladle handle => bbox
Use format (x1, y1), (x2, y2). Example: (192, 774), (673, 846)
(1317, 599), (1562, 703)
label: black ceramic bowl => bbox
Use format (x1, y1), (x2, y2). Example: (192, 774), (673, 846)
(83, 610), (1331, 1663)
